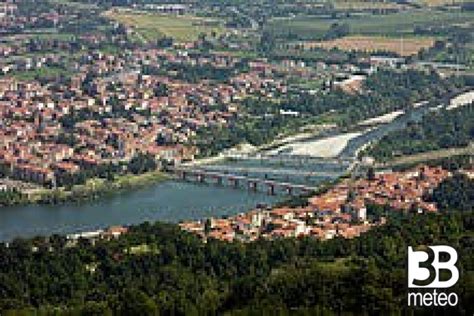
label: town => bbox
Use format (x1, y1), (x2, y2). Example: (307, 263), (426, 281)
(180, 165), (473, 242)
(0, 0), (473, 313)
(0, 49), (292, 188)
(0, 43), (464, 194)
(0, 43), (407, 191)
(2, 0), (472, 199)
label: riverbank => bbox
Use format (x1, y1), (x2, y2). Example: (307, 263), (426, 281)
(0, 180), (280, 242)
(374, 143), (474, 169)
(1, 171), (170, 207)
(184, 123), (337, 166)
(266, 131), (364, 158)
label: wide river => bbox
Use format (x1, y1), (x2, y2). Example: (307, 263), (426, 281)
(0, 182), (279, 241)
(1, 90), (468, 241)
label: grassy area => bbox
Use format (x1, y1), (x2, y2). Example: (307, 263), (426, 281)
(332, 0), (405, 10)
(412, 0), (470, 7)
(266, 10), (474, 39)
(270, 47), (349, 63)
(332, 0), (468, 8)
(126, 244), (160, 255)
(25, 32), (76, 41)
(48, 0), (98, 9)
(72, 171), (169, 196)
(103, 9), (225, 42)
(373, 143), (474, 167)
(6, 66), (73, 81)
(30, 171), (169, 205)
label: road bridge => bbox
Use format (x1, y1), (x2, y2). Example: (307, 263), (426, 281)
(169, 167), (318, 196)
(198, 165), (344, 178)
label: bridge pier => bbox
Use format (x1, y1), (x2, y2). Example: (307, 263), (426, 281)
(197, 173), (205, 183)
(267, 184), (275, 195)
(171, 167), (317, 196)
(248, 181), (257, 192)
(229, 178), (239, 188)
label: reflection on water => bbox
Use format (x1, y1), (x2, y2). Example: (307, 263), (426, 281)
(0, 181), (279, 241)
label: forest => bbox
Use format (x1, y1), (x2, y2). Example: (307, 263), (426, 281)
(0, 175), (472, 315)
(365, 103), (474, 161)
(432, 173), (474, 213)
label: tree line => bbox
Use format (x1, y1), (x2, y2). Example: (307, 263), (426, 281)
(0, 176), (472, 315)
(366, 102), (473, 161)
(194, 70), (464, 157)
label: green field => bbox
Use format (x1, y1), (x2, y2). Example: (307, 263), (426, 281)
(332, 0), (404, 10)
(49, 0), (98, 9)
(332, 0), (469, 8)
(104, 9), (225, 42)
(5, 66), (73, 81)
(266, 10), (474, 39)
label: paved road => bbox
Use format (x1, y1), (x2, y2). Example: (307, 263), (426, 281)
(198, 165), (343, 177)
(375, 143), (474, 168)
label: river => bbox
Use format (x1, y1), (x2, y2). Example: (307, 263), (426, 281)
(0, 181), (279, 241)
(0, 90), (468, 241)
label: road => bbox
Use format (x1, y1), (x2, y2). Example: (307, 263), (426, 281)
(375, 143), (474, 168)
(197, 165), (344, 178)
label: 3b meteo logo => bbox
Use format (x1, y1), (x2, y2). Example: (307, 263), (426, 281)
(407, 246), (459, 307)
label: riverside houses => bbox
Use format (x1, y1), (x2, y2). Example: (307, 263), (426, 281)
(180, 165), (452, 242)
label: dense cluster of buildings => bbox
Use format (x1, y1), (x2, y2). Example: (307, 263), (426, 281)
(0, 45), (341, 188)
(0, 0), (64, 34)
(0, 24), (379, 190)
(180, 165), (454, 242)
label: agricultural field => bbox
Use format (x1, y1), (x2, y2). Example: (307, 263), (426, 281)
(265, 9), (474, 39)
(412, 0), (470, 7)
(305, 35), (435, 56)
(331, 0), (468, 8)
(49, 0), (98, 9)
(103, 9), (225, 43)
(332, 0), (406, 10)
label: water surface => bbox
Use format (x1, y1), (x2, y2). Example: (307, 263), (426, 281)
(0, 181), (279, 241)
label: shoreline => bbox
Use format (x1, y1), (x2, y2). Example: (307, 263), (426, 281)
(0, 170), (170, 208)
(2, 89), (470, 208)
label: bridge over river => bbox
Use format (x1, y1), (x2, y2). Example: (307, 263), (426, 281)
(196, 165), (344, 178)
(169, 166), (320, 195)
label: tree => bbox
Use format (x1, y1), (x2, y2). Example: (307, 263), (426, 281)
(128, 153), (157, 174)
(120, 289), (158, 316)
(81, 301), (113, 316)
(367, 167), (376, 181)
(156, 37), (173, 48)
(432, 174), (474, 212)
(259, 31), (275, 53)
(204, 218), (212, 234)
(324, 23), (350, 40)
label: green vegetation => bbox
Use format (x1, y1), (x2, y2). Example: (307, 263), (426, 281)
(389, 154), (474, 172)
(8, 66), (73, 82)
(365, 103), (474, 161)
(0, 201), (472, 314)
(270, 46), (352, 63)
(36, 171), (168, 205)
(195, 70), (464, 157)
(265, 10), (474, 40)
(0, 189), (28, 207)
(194, 110), (303, 157)
(103, 10), (225, 42)
(432, 173), (474, 212)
